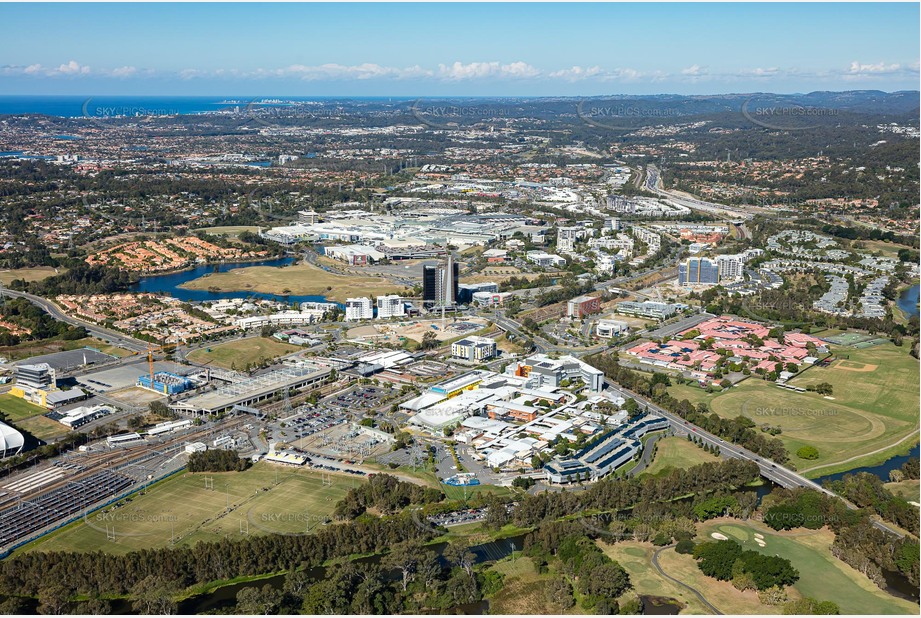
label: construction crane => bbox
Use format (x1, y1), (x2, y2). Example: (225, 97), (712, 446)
(145, 342), (164, 392)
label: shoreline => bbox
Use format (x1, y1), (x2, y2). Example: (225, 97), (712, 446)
(127, 253), (290, 280)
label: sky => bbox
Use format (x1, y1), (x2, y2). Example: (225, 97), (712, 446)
(0, 2), (918, 96)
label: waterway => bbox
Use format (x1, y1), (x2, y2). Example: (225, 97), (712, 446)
(896, 283), (920, 319)
(129, 256), (334, 305)
(177, 535), (527, 614)
(813, 443), (919, 486)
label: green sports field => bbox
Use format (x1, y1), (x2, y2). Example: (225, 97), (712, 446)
(0, 394), (47, 422)
(22, 462), (359, 555)
(668, 340), (919, 477)
(699, 520), (918, 614)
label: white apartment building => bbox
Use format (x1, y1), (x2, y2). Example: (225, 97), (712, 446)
(556, 226), (584, 252)
(716, 254), (746, 282)
(451, 336), (498, 362)
(345, 297), (374, 321)
(526, 251), (567, 268)
(376, 295), (405, 319)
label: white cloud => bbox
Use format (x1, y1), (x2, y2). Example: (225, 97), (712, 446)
(848, 61), (902, 75)
(437, 61), (540, 80)
(549, 65), (604, 81)
(55, 60), (90, 75)
(108, 66), (138, 78)
(680, 64), (706, 76)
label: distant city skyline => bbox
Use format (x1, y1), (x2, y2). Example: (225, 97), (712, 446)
(1, 3), (918, 96)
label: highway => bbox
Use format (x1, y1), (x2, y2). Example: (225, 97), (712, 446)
(644, 165), (758, 221)
(2, 289), (149, 353)
(604, 378), (906, 538)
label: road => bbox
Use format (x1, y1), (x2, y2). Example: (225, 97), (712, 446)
(2, 289), (148, 353)
(645, 165), (757, 221)
(604, 378), (906, 538)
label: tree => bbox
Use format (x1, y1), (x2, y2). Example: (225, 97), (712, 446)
(783, 597), (840, 614)
(443, 543), (476, 578)
(693, 540), (742, 581)
(236, 584), (283, 615)
(37, 584), (71, 615)
(545, 576), (575, 609)
(484, 495), (510, 530)
(578, 561), (631, 603)
(419, 330), (439, 350)
(796, 445), (820, 460)
(758, 585), (789, 606)
(131, 576), (178, 615)
(386, 540), (422, 592)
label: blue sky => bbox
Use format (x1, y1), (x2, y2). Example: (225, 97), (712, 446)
(1, 3), (918, 95)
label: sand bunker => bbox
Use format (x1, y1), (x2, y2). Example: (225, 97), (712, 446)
(710, 532), (729, 540)
(754, 533), (764, 539)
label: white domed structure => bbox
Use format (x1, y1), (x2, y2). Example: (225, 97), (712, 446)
(0, 421), (24, 458)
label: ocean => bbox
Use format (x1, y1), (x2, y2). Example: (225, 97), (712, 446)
(0, 95), (414, 118)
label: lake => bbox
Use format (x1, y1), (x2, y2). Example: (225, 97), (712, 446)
(130, 257), (335, 305)
(896, 283), (920, 319)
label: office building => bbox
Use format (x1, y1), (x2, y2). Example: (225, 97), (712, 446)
(457, 282), (499, 304)
(596, 319), (630, 338)
(14, 363), (55, 390)
(422, 256), (459, 307)
(298, 210), (320, 224)
(567, 295), (601, 319)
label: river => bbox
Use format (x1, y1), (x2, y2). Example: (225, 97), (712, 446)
(129, 256), (334, 305)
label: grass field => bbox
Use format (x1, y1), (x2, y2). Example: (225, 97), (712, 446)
(486, 556), (583, 614)
(669, 341), (919, 477)
(15, 415), (70, 441)
(599, 541), (716, 614)
(699, 519), (918, 614)
(652, 544), (777, 614)
(69, 337), (134, 358)
(0, 393), (47, 421)
(884, 479), (920, 501)
(186, 337), (301, 369)
(642, 436), (719, 477)
(0, 266), (62, 285)
(0, 334), (134, 362)
(179, 260), (405, 303)
(23, 463), (359, 555)
(667, 383), (720, 408)
(194, 225), (262, 238)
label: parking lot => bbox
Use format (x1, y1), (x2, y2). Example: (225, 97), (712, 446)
(324, 385), (392, 413)
(275, 409), (346, 444)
